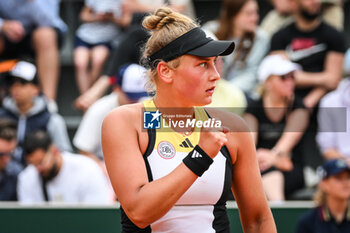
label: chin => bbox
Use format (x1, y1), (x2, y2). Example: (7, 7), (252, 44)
(202, 97), (213, 106)
(194, 99), (211, 107)
(246, 26), (257, 33)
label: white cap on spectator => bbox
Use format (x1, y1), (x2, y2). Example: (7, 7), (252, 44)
(258, 55), (301, 83)
(10, 61), (37, 82)
(117, 63), (148, 101)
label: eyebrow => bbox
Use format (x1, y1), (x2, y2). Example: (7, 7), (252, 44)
(195, 56), (218, 61)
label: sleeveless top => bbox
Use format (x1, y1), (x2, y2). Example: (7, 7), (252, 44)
(120, 99), (233, 233)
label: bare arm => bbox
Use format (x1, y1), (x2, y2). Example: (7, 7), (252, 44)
(270, 108), (309, 170)
(244, 106), (308, 172)
(294, 52), (344, 90)
(324, 149), (346, 160)
(274, 108), (309, 154)
(74, 75), (111, 111)
(228, 124), (276, 233)
(243, 113), (258, 145)
(80, 6), (106, 23)
(303, 87), (328, 109)
(0, 20), (25, 42)
(122, 0), (187, 14)
(270, 51), (344, 91)
(112, 10), (133, 28)
(102, 108), (197, 227)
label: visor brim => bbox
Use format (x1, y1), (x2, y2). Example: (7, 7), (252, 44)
(187, 40), (235, 58)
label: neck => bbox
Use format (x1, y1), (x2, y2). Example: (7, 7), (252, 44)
(55, 153), (63, 173)
(153, 94), (196, 134)
(153, 95), (195, 116)
(17, 101), (34, 114)
(154, 86), (197, 109)
(295, 15), (321, 32)
(326, 197), (348, 222)
(263, 92), (288, 108)
(232, 28), (244, 39)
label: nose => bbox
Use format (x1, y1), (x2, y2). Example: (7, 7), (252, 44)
(252, 12), (259, 25)
(210, 62), (220, 81)
(311, 0), (321, 9)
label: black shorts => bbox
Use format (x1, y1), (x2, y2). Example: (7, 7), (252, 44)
(74, 36), (112, 50)
(0, 27), (63, 60)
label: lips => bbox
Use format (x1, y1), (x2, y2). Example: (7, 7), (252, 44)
(206, 86), (215, 95)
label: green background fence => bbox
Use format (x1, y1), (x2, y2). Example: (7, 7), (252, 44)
(0, 201), (314, 233)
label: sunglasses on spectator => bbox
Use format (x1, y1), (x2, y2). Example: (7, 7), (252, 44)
(280, 73), (294, 81)
(0, 150), (14, 157)
(10, 77), (32, 85)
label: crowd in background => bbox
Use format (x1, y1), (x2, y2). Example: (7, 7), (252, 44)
(0, 0), (349, 219)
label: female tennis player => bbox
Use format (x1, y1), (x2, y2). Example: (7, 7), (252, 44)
(102, 7), (276, 233)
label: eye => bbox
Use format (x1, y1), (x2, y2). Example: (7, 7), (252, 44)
(199, 62), (208, 68)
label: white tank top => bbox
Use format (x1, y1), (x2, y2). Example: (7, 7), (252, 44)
(120, 99), (233, 233)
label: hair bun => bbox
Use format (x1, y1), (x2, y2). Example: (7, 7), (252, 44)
(142, 7), (177, 31)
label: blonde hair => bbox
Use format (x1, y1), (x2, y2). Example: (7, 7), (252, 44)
(141, 7), (199, 92)
(313, 185), (327, 206)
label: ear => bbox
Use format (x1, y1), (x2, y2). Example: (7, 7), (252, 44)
(157, 61), (173, 84)
(264, 77), (272, 90)
(50, 145), (60, 156)
(319, 179), (329, 192)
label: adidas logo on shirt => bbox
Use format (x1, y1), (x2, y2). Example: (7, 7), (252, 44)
(191, 150), (202, 158)
(179, 138), (194, 148)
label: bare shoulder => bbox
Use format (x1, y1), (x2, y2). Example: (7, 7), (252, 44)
(204, 108), (250, 133)
(102, 103), (144, 140)
(103, 102), (144, 128)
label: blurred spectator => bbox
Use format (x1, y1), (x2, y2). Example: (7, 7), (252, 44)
(295, 159), (350, 233)
(321, 0), (344, 31)
(122, 0), (196, 26)
(74, 0), (128, 95)
(270, 0), (346, 109)
(0, 60), (72, 166)
(260, 0), (294, 38)
(202, 0), (269, 100)
(261, 0), (344, 38)
(0, 0), (67, 101)
(207, 78), (247, 116)
(244, 55), (309, 201)
(0, 118), (21, 201)
(75, 26), (149, 112)
(316, 77), (350, 164)
(74, 0), (195, 111)
(73, 63), (149, 163)
(0, 59), (18, 107)
(17, 130), (112, 203)
(270, 0), (346, 172)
